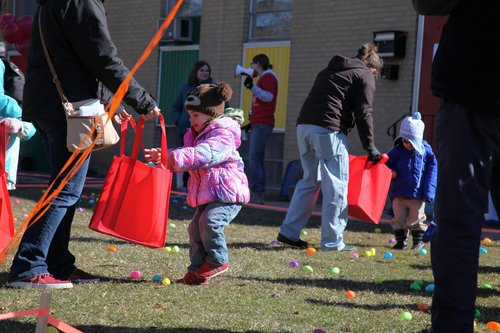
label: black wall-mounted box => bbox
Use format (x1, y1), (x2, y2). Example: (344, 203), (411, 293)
(380, 64), (399, 80)
(373, 31), (407, 58)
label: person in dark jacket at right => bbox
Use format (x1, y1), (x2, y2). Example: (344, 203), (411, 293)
(412, 0), (500, 332)
(278, 43), (382, 252)
(7, 0), (161, 289)
(386, 112), (437, 251)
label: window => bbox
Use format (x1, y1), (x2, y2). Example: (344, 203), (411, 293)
(165, 0), (202, 17)
(249, 0), (292, 40)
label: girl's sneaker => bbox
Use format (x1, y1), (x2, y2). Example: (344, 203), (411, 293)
(194, 261), (229, 280)
(176, 272), (207, 285)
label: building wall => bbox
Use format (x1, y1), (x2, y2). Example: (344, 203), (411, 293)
(285, 0), (418, 166)
(198, 0), (247, 101)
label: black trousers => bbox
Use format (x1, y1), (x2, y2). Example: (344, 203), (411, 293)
(431, 100), (500, 332)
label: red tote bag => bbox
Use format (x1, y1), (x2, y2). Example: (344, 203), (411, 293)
(0, 123), (14, 253)
(89, 115), (172, 248)
(348, 154), (391, 224)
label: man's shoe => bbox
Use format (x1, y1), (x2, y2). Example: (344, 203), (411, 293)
(6, 274), (73, 289)
(65, 269), (100, 284)
(176, 272), (208, 285)
(277, 233), (309, 249)
(340, 245), (356, 251)
(194, 261), (229, 280)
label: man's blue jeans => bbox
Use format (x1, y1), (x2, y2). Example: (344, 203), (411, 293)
(9, 119), (90, 281)
(248, 124), (273, 194)
(279, 124), (349, 251)
(187, 202), (241, 272)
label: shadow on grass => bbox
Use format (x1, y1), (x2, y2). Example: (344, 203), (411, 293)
(0, 271), (153, 287)
(236, 275), (435, 295)
(306, 298), (419, 311)
(0, 321), (270, 333)
(411, 263), (500, 275)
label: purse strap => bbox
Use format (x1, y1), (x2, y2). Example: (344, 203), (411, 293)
(38, 7), (70, 105)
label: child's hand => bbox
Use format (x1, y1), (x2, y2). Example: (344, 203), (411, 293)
(2, 118), (23, 134)
(144, 148), (162, 165)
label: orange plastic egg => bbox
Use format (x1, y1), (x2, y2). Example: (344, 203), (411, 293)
(346, 290), (356, 299)
(304, 247), (316, 255)
(486, 321), (500, 331)
(482, 237), (492, 244)
(107, 245), (117, 252)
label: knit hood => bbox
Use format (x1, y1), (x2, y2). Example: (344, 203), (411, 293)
(395, 112), (425, 155)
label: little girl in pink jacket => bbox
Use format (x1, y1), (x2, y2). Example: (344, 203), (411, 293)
(147, 82), (249, 285)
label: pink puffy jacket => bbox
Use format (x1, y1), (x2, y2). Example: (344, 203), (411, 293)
(170, 117), (250, 207)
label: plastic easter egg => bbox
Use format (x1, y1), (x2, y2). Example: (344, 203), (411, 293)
(77, 207), (84, 213)
(400, 311), (412, 320)
(419, 249), (428, 255)
(312, 329), (327, 333)
(13, 198), (21, 205)
(152, 274), (162, 282)
(414, 279), (424, 287)
(479, 247), (488, 254)
(289, 260), (300, 268)
(482, 237), (492, 244)
(130, 270), (142, 279)
(486, 321), (500, 331)
(162, 278), (171, 286)
(346, 290), (356, 299)
(388, 237), (396, 244)
(481, 283), (493, 289)
(303, 265), (313, 273)
(383, 252), (393, 259)
(417, 303), (430, 312)
(270, 239), (279, 245)
(172, 199), (179, 204)
(182, 205), (188, 210)
(305, 247), (316, 255)
(369, 248), (376, 256)
(410, 282), (421, 291)
(351, 253), (359, 259)
(172, 245), (180, 253)
(163, 246), (172, 253)
(374, 228), (381, 233)
(88, 199), (95, 204)
(147, 161), (156, 167)
(364, 250), (372, 257)
(301, 230), (308, 237)
(107, 245), (117, 253)
(474, 309), (481, 319)
(425, 283), (435, 293)
(169, 223), (176, 229)
(330, 267), (340, 275)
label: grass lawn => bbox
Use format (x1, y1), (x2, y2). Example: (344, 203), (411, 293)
(1, 188), (499, 333)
